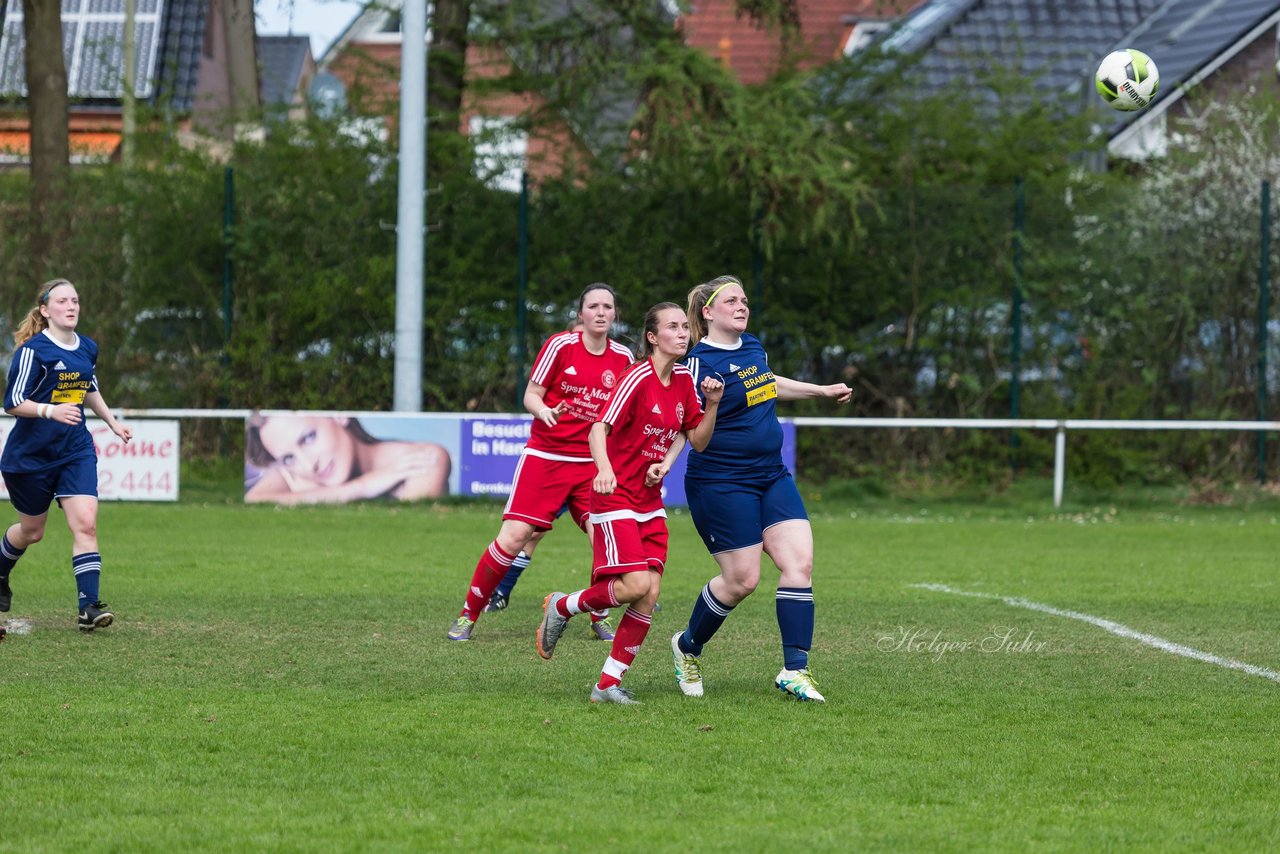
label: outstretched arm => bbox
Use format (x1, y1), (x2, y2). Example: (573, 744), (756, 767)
(775, 375), (852, 404)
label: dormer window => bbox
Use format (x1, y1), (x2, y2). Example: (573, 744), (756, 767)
(843, 20), (890, 56)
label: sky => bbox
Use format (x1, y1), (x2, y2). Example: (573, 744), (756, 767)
(254, 0), (367, 60)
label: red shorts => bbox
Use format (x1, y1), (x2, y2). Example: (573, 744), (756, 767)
(590, 515), (668, 582)
(502, 451), (593, 530)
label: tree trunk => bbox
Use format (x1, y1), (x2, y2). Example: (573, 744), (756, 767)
(427, 0), (471, 134)
(23, 0), (71, 279)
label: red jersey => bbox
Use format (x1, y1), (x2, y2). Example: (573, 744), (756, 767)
(592, 359), (705, 516)
(526, 332), (632, 460)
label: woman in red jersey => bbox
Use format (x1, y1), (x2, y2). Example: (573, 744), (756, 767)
(536, 302), (723, 704)
(448, 284), (632, 641)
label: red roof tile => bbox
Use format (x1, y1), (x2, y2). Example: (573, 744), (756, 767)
(680, 0), (927, 83)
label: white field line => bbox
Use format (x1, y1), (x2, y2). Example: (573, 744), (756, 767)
(912, 583), (1280, 685)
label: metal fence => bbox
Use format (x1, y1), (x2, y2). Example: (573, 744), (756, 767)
(99, 409), (1280, 508)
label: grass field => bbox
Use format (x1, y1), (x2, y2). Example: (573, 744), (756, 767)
(3, 482), (1280, 852)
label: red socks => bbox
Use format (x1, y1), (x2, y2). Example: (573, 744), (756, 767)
(557, 579), (618, 617)
(597, 607), (652, 689)
(461, 541), (516, 619)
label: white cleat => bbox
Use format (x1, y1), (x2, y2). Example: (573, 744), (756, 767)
(775, 667), (825, 703)
(671, 632), (704, 697)
(590, 684), (640, 705)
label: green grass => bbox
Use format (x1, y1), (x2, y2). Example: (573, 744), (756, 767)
(3, 490), (1280, 852)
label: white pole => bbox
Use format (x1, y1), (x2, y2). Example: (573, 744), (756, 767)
(1053, 425), (1066, 509)
(393, 0), (428, 412)
(122, 0), (136, 167)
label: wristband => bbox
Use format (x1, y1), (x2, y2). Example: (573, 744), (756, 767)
(37, 403), (52, 419)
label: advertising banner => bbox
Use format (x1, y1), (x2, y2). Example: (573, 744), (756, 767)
(243, 412), (461, 504)
(244, 411), (796, 509)
(0, 418), (180, 502)
(460, 416), (532, 499)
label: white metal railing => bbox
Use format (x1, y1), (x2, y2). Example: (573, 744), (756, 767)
(794, 417), (1280, 507)
(93, 410), (1280, 508)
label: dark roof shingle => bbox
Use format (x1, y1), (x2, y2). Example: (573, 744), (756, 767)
(881, 0), (1280, 134)
(258, 34), (310, 107)
(0, 0), (207, 111)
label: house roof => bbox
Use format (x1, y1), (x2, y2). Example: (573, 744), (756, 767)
(319, 0), (400, 67)
(680, 0), (924, 84)
(880, 0), (1280, 138)
(1105, 0), (1280, 144)
(0, 0), (207, 111)
(258, 34), (312, 107)
(319, 0), (658, 159)
(154, 0), (208, 112)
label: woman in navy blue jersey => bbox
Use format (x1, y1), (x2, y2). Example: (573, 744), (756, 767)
(1, 279), (132, 631)
(671, 275), (851, 702)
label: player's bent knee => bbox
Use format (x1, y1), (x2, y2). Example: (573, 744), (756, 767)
(725, 574), (760, 599)
(496, 522), (535, 555)
(615, 572), (652, 603)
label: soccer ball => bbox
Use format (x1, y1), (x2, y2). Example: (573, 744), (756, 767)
(1095, 49), (1159, 111)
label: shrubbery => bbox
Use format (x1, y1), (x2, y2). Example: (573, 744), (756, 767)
(1, 57), (1276, 486)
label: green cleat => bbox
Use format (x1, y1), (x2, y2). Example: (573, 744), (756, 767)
(775, 667), (825, 703)
(589, 615), (615, 641)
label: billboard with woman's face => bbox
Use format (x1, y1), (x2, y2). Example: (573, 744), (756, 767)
(244, 412), (459, 505)
(244, 411), (793, 507)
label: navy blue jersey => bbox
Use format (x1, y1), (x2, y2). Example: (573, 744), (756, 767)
(684, 333), (784, 479)
(2, 331), (99, 473)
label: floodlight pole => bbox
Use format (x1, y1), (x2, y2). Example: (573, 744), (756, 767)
(393, 0), (428, 412)
(1010, 177), (1025, 477)
(122, 0), (136, 167)
(516, 171), (529, 408)
(1258, 180), (1271, 484)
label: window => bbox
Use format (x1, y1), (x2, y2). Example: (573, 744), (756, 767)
(843, 21), (890, 56)
(469, 115), (527, 193)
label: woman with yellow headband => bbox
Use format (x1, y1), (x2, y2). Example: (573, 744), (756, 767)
(670, 275), (851, 702)
(1, 279), (132, 631)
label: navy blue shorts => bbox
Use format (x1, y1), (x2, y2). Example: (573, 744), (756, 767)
(2, 457), (99, 517)
(685, 470), (808, 555)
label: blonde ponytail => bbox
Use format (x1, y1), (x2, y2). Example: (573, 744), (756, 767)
(686, 275), (742, 348)
(14, 278), (73, 345)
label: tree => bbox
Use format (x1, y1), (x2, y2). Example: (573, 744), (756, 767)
(428, 0), (472, 135)
(22, 0), (70, 278)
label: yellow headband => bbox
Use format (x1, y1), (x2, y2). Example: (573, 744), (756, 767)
(706, 281), (738, 307)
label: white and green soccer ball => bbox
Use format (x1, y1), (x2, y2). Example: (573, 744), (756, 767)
(1095, 49), (1160, 112)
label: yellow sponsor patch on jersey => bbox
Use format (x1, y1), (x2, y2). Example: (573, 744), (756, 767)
(51, 388), (87, 404)
(746, 381), (777, 407)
